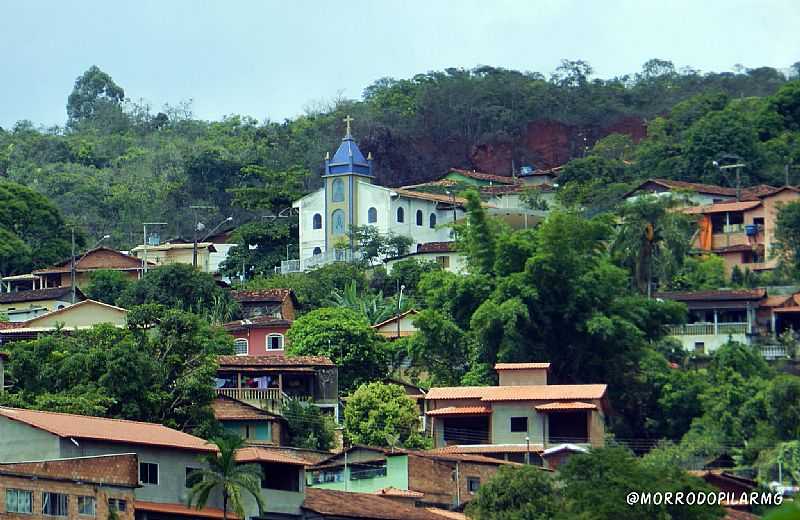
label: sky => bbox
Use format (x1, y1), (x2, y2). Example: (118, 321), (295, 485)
(1, 0), (798, 129)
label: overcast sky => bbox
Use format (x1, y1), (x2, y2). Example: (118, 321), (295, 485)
(1, 0), (798, 129)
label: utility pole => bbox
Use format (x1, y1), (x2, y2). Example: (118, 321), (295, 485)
(396, 284), (405, 340)
(142, 222), (167, 275)
(713, 155), (746, 201)
(70, 228), (76, 303)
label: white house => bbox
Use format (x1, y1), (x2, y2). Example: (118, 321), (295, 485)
(287, 124), (466, 273)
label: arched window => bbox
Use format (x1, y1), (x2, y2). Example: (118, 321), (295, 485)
(267, 333), (284, 351)
(313, 247), (322, 255)
(233, 338), (248, 356)
(416, 210), (423, 226)
(331, 178), (344, 203)
(332, 209), (345, 235)
(429, 213), (437, 228)
(397, 207), (404, 223)
(368, 207), (377, 224)
(312, 213), (322, 230)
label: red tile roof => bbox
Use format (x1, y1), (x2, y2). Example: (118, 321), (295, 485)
(303, 488), (447, 520)
(494, 363), (550, 370)
(216, 355), (334, 368)
(235, 446), (310, 466)
(448, 168), (520, 185)
(222, 315), (291, 331)
(682, 200), (762, 214)
(0, 407), (215, 452)
(416, 242), (456, 254)
(372, 309), (419, 330)
(374, 487), (424, 498)
(135, 501), (238, 519)
(425, 384), (607, 402)
(426, 406), (492, 417)
(0, 454), (139, 487)
(0, 286), (84, 304)
(211, 396), (282, 421)
(431, 444), (545, 455)
(231, 289), (293, 304)
(34, 247), (148, 274)
(392, 188), (468, 206)
(534, 401), (597, 411)
(632, 179), (739, 197)
(655, 289), (766, 302)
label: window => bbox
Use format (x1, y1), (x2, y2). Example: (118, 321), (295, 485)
(694, 342), (705, 354)
(416, 209), (423, 226)
(78, 496), (96, 517)
(332, 178), (344, 202)
(510, 416), (528, 432)
(267, 333), (284, 351)
(429, 213), (437, 228)
(397, 207), (404, 223)
(312, 247), (322, 255)
(368, 207), (377, 223)
(6, 489), (33, 514)
(186, 467), (203, 488)
(108, 499), (127, 513)
(332, 209), (345, 236)
(234, 338), (248, 356)
(312, 213), (322, 230)
(139, 461), (159, 485)
(467, 477), (481, 494)
(436, 255), (450, 269)
(42, 492), (68, 517)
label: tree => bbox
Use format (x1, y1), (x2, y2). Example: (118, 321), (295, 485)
(406, 309), (467, 386)
(465, 465), (558, 520)
(668, 255), (726, 291)
(187, 436), (265, 520)
(343, 382), (428, 449)
(286, 307), (388, 391)
(346, 225), (413, 266)
(774, 200), (800, 274)
(0, 179), (77, 276)
(611, 195), (695, 293)
(119, 264), (237, 322)
(66, 66), (126, 129)
(325, 281), (396, 325)
(282, 398), (336, 451)
(85, 269), (132, 305)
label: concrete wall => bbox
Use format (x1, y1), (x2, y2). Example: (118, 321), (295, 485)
(497, 368), (547, 386)
(0, 418), (62, 462)
(670, 332), (749, 354)
(0, 299), (71, 315)
(231, 325), (289, 356)
(310, 453), (408, 493)
(26, 302), (127, 329)
(490, 404), (545, 445)
(297, 189), (326, 259)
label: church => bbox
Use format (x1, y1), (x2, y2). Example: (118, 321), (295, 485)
(287, 119), (466, 272)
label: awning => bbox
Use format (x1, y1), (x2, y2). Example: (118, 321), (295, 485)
(534, 402), (596, 412)
(135, 501), (238, 519)
(773, 307), (800, 314)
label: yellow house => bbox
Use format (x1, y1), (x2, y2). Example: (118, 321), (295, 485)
(0, 287), (85, 321)
(129, 242), (217, 273)
(0, 300), (128, 343)
(372, 310), (419, 339)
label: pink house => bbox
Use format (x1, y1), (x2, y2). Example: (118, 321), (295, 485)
(225, 289), (298, 356)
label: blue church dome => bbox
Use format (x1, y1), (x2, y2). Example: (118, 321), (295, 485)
(323, 116), (373, 177)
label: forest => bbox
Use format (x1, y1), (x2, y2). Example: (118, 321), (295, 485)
(1, 60), (799, 278)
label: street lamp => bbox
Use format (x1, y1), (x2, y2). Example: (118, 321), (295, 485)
(396, 284), (405, 340)
(194, 216), (233, 269)
(71, 233), (111, 304)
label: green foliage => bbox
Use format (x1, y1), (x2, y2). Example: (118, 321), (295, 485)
(406, 309), (467, 386)
(119, 264), (237, 323)
(374, 258), (442, 299)
(286, 307), (387, 392)
(669, 255), (726, 291)
(0, 179), (77, 275)
(325, 281), (396, 325)
(775, 200), (800, 275)
(246, 262), (367, 314)
(187, 436), (265, 520)
(282, 398), (336, 451)
(66, 66), (126, 130)
(85, 269), (132, 305)
(465, 465), (558, 520)
(4, 306), (232, 431)
(343, 382), (429, 449)
(347, 225), (414, 266)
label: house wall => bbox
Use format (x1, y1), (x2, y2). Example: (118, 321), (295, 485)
(222, 420), (275, 444)
(406, 455), (503, 508)
(231, 325), (290, 356)
(490, 403), (545, 445)
(310, 453), (408, 493)
(384, 251), (467, 274)
(57, 439), (223, 509)
(388, 195), (456, 247)
(497, 369), (547, 386)
(375, 315), (418, 338)
(297, 189), (326, 259)
(26, 303), (127, 329)
(0, 474), (135, 520)
(762, 190), (800, 265)
(589, 410), (605, 447)
(0, 299), (71, 315)
(0, 417), (62, 462)
(670, 332), (749, 355)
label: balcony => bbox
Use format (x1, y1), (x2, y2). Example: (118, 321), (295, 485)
(215, 387), (285, 413)
(667, 322), (749, 336)
(279, 249), (363, 274)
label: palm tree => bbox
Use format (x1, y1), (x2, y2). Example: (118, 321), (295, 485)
(611, 195), (695, 294)
(326, 281), (396, 325)
(187, 436), (265, 520)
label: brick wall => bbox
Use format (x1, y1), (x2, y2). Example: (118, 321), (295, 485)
(0, 474), (135, 520)
(407, 455), (504, 508)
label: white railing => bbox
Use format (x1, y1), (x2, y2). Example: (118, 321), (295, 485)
(215, 387), (283, 402)
(280, 249), (363, 274)
(760, 345), (788, 360)
(667, 322), (749, 336)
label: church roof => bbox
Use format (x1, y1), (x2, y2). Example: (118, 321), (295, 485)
(324, 120), (373, 177)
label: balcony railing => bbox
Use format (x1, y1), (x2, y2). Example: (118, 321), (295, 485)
(216, 387), (283, 401)
(350, 467), (387, 480)
(667, 322), (749, 336)
(279, 249), (363, 274)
